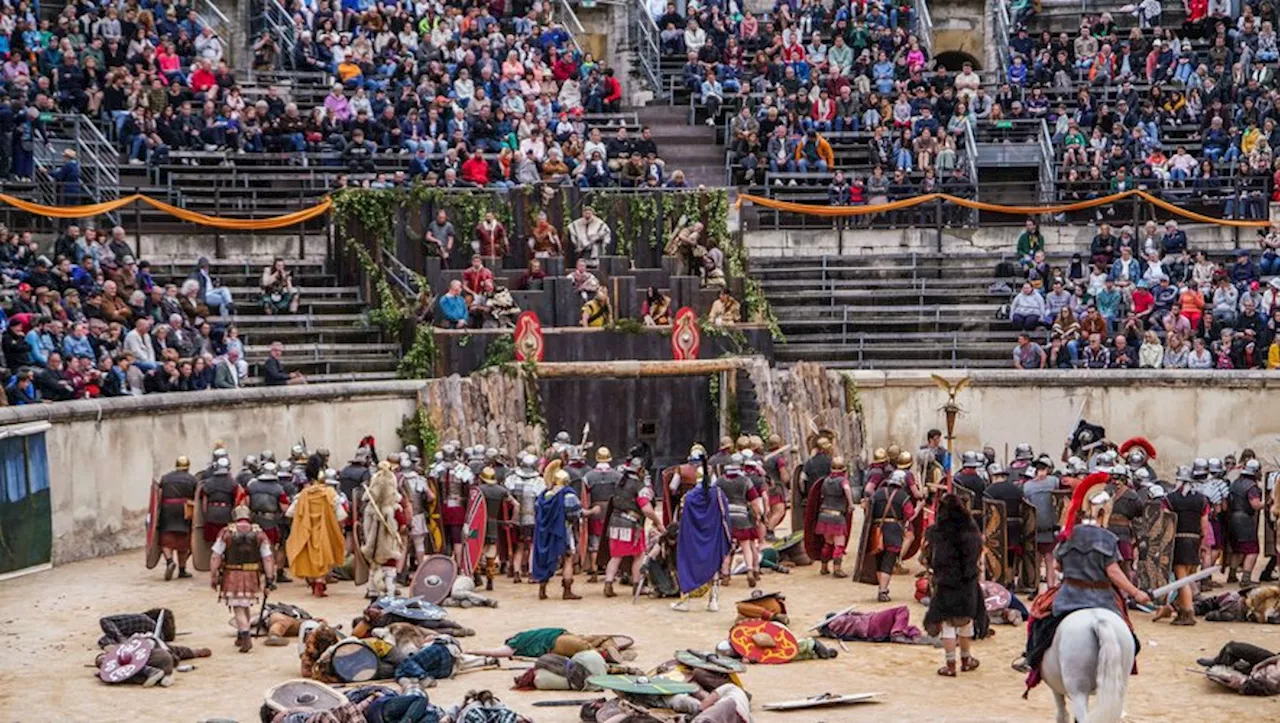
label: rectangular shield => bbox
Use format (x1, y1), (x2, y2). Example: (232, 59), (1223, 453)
(982, 499), (1009, 586)
(1020, 501), (1040, 591)
(1135, 501), (1175, 592)
(849, 503), (878, 586)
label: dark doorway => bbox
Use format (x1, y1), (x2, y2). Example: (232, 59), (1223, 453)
(0, 431), (52, 576)
(935, 51), (982, 71)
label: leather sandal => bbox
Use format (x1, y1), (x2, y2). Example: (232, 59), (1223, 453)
(961, 657), (980, 672)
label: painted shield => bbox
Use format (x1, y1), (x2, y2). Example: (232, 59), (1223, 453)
(410, 554), (458, 604)
(351, 485), (369, 586)
(264, 679), (346, 714)
(191, 481), (212, 572)
(671, 306), (700, 361)
(495, 497), (518, 566)
(848, 501), (878, 586)
(789, 465), (806, 532)
(375, 598), (448, 622)
(981, 580), (1011, 613)
(762, 693), (882, 711)
(1051, 489), (1072, 529)
(1135, 501), (1176, 593)
(577, 482), (591, 564)
(145, 480), (162, 570)
(770, 530), (804, 553)
(675, 650), (746, 674)
(900, 509), (927, 562)
(1020, 501), (1040, 590)
(426, 476), (445, 554)
(952, 484), (974, 512)
(982, 499), (1009, 586)
(330, 641), (379, 683)
(586, 674), (698, 696)
(99, 636), (156, 683)
(513, 311), (545, 362)
(728, 620), (799, 664)
(461, 486), (486, 575)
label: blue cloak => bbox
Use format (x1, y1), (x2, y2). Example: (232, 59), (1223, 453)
(676, 483), (731, 594)
(532, 486), (571, 582)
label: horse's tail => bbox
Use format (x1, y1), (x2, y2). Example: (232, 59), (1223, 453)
(1091, 613), (1128, 723)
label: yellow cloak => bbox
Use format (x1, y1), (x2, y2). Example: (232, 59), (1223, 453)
(286, 484), (346, 579)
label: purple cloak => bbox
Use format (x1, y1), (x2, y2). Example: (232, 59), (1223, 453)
(676, 484), (731, 594)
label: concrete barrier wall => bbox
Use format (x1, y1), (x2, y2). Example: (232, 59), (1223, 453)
(846, 370), (1280, 477)
(0, 382), (423, 565)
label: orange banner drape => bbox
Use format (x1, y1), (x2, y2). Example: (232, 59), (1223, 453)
(0, 193), (332, 229)
(737, 190), (1272, 228)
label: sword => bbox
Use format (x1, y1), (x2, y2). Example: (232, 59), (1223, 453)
(807, 603), (858, 632)
(1149, 565), (1220, 600)
(532, 698), (605, 707)
(762, 445), (793, 462)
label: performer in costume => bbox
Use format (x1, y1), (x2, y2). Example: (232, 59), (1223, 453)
(808, 456), (855, 578)
(438, 444), (475, 570)
(1009, 443), (1034, 476)
(477, 466), (515, 589)
(1201, 457), (1230, 583)
(1022, 457), (1061, 588)
(798, 436), (834, 512)
(360, 461), (409, 599)
(603, 458), (665, 598)
(1150, 465), (1213, 625)
(532, 460), (584, 600)
(718, 454), (765, 587)
(1016, 472), (1149, 685)
(869, 469), (915, 601)
(923, 493), (983, 677)
(401, 455), (433, 565)
(663, 445), (706, 527)
(235, 454), (259, 490)
(761, 435), (790, 537)
(984, 460), (1027, 588)
(210, 505), (277, 653)
(1228, 459), (1266, 586)
(673, 456), (731, 613)
(157, 456), (198, 580)
(285, 454), (346, 597)
(953, 452), (987, 514)
(863, 448), (891, 495)
(583, 447), (621, 582)
(1106, 465), (1143, 583)
(198, 457), (238, 548)
(504, 455), (542, 584)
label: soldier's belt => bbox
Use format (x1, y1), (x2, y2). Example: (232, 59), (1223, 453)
(819, 507), (847, 516)
(615, 510), (641, 522)
(254, 511), (280, 518)
(1175, 533), (1201, 539)
(1064, 577), (1111, 589)
(224, 563), (261, 571)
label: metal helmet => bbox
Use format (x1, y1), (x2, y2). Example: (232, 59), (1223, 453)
(596, 447), (613, 463)
(886, 444), (902, 460)
(441, 443), (458, 461)
(567, 446), (585, 461)
(1014, 443), (1033, 461)
(1127, 450), (1147, 466)
(278, 460), (293, 475)
(888, 470), (906, 486)
(872, 447), (889, 464)
(214, 457), (231, 474)
(260, 450), (275, 462)
(555, 431), (571, 444)
(1133, 468), (1152, 483)
(895, 451), (913, 469)
(387, 452), (402, 466)
(520, 454), (538, 470)
(1192, 458), (1209, 477)
(986, 462), (1006, 478)
(1109, 465), (1130, 479)
(485, 447), (498, 461)
(689, 443), (707, 462)
(1066, 456), (1085, 474)
(434, 451), (444, 462)
(1207, 457), (1225, 475)
(961, 451), (981, 468)
(291, 444), (305, 458)
(404, 444), (419, 460)
(213, 447), (229, 460)
(1175, 465), (1194, 483)
(1145, 484), (1166, 499)
(399, 456), (414, 470)
(1242, 459), (1262, 477)
(323, 467), (338, 481)
(740, 449), (755, 461)
(243, 454), (259, 470)
(727, 453), (744, 469)
(260, 461), (278, 477)
(317, 447), (331, 461)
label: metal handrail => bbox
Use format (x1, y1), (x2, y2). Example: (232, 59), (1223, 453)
(963, 121), (980, 223)
(253, 0), (299, 70)
(191, 0), (234, 64)
(554, 0), (586, 55)
(632, 0), (664, 97)
(913, 0), (934, 58)
(1038, 119), (1057, 206)
(993, 0), (1013, 80)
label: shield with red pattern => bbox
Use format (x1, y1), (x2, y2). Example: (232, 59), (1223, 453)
(728, 619), (798, 664)
(671, 307), (700, 360)
(99, 636), (156, 683)
(513, 311), (545, 362)
(460, 487), (486, 575)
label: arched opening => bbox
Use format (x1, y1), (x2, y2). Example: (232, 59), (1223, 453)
(934, 51), (982, 72)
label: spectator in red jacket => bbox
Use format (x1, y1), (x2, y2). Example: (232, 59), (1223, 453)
(461, 149), (491, 186)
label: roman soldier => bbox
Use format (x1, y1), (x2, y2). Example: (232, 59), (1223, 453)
(285, 455), (346, 597)
(797, 436), (834, 515)
(477, 466), (515, 589)
(210, 505), (277, 653)
(401, 456), (434, 565)
(505, 454), (543, 582)
(545, 430), (572, 461)
(1016, 472), (1149, 683)
(1119, 437), (1157, 480)
(157, 456), (198, 581)
(718, 454), (764, 587)
(602, 458), (664, 598)
(1022, 456), (1061, 588)
(235, 454), (259, 490)
(466, 445), (487, 478)
(863, 448), (890, 495)
(563, 446), (590, 499)
(760, 435), (789, 532)
(953, 451), (987, 514)
(983, 461), (1025, 588)
(337, 447), (372, 503)
(583, 447), (621, 581)
(868, 469), (915, 601)
(532, 460), (584, 601)
(1008, 443), (1034, 476)
(245, 461), (291, 583)
(1201, 457), (1230, 580)
(672, 454), (730, 613)
(808, 456), (855, 578)
(662, 445), (705, 527)
(359, 461), (408, 598)
(1228, 459), (1265, 586)
(198, 457), (238, 549)
(439, 444), (476, 568)
(742, 455), (770, 537)
(1106, 465), (1143, 583)
(707, 436), (735, 473)
(1060, 456), (1086, 489)
(1155, 465), (1210, 625)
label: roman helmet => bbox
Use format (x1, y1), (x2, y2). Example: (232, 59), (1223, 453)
(260, 449), (276, 463)
(175, 455), (191, 470)
(872, 447), (889, 464)
(986, 462), (1007, 480)
(1175, 465), (1194, 486)
(243, 454), (259, 472)
(554, 431), (571, 445)
(323, 468), (339, 485)
(960, 451), (981, 468)
(895, 451), (913, 470)
(1014, 443), (1033, 461)
(887, 470), (906, 487)
(832, 456), (847, 472)
(689, 443), (707, 462)
(596, 447), (613, 463)
(886, 444), (902, 461)
(1191, 458), (1209, 479)
(1241, 459), (1262, 478)
(1207, 457), (1225, 476)
(520, 454), (538, 472)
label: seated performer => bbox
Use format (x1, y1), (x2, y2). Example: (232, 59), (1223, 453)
(1015, 472), (1150, 683)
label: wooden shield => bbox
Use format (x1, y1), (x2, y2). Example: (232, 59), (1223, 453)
(1135, 502), (1176, 592)
(901, 509), (927, 561)
(587, 674), (698, 696)
(461, 486), (486, 575)
(425, 476), (444, 554)
(190, 482), (211, 572)
(1265, 472), (1277, 557)
(1051, 489), (1072, 528)
(99, 636), (156, 683)
(660, 466), (678, 526)
(410, 554), (457, 604)
(728, 620), (799, 664)
(264, 679), (346, 714)
(1020, 501), (1040, 590)
(351, 485), (369, 586)
(801, 479), (833, 562)
(671, 306), (700, 360)
(789, 465), (806, 533)
(763, 693), (882, 711)
(849, 502), (878, 585)
(952, 484), (974, 511)
(578, 483), (591, 563)
(982, 499), (1009, 585)
(513, 311), (545, 362)
(145, 480), (162, 570)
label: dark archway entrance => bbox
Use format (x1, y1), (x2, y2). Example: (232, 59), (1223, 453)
(934, 51), (982, 71)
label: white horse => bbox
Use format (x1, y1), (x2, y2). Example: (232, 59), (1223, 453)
(1040, 608), (1135, 723)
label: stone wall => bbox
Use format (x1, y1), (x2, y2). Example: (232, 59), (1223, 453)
(845, 370), (1280, 477)
(0, 382), (422, 565)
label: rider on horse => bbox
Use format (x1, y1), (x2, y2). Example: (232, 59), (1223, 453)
(1014, 471), (1151, 691)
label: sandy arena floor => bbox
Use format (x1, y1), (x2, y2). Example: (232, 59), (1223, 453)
(1, 539), (1278, 723)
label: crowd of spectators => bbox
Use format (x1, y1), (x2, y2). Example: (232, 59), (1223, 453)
(1007, 7), (1280, 217)
(1008, 216), (1280, 370)
(0, 222), (304, 404)
(661, 0), (974, 194)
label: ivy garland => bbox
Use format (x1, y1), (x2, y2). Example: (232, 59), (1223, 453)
(841, 372), (864, 417)
(407, 185), (514, 243)
(756, 414), (772, 442)
(479, 334), (517, 370)
(396, 406), (441, 460)
(520, 360), (546, 429)
(397, 324), (438, 379)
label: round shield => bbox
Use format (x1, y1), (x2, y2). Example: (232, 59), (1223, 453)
(99, 636), (156, 683)
(586, 674), (698, 696)
(374, 598), (448, 622)
(981, 580), (1011, 613)
(410, 555), (458, 604)
(675, 650), (746, 674)
(728, 620), (798, 665)
(264, 679), (347, 713)
(330, 641), (380, 683)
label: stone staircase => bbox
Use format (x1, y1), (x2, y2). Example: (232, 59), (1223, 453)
(152, 259), (398, 384)
(636, 104), (726, 188)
